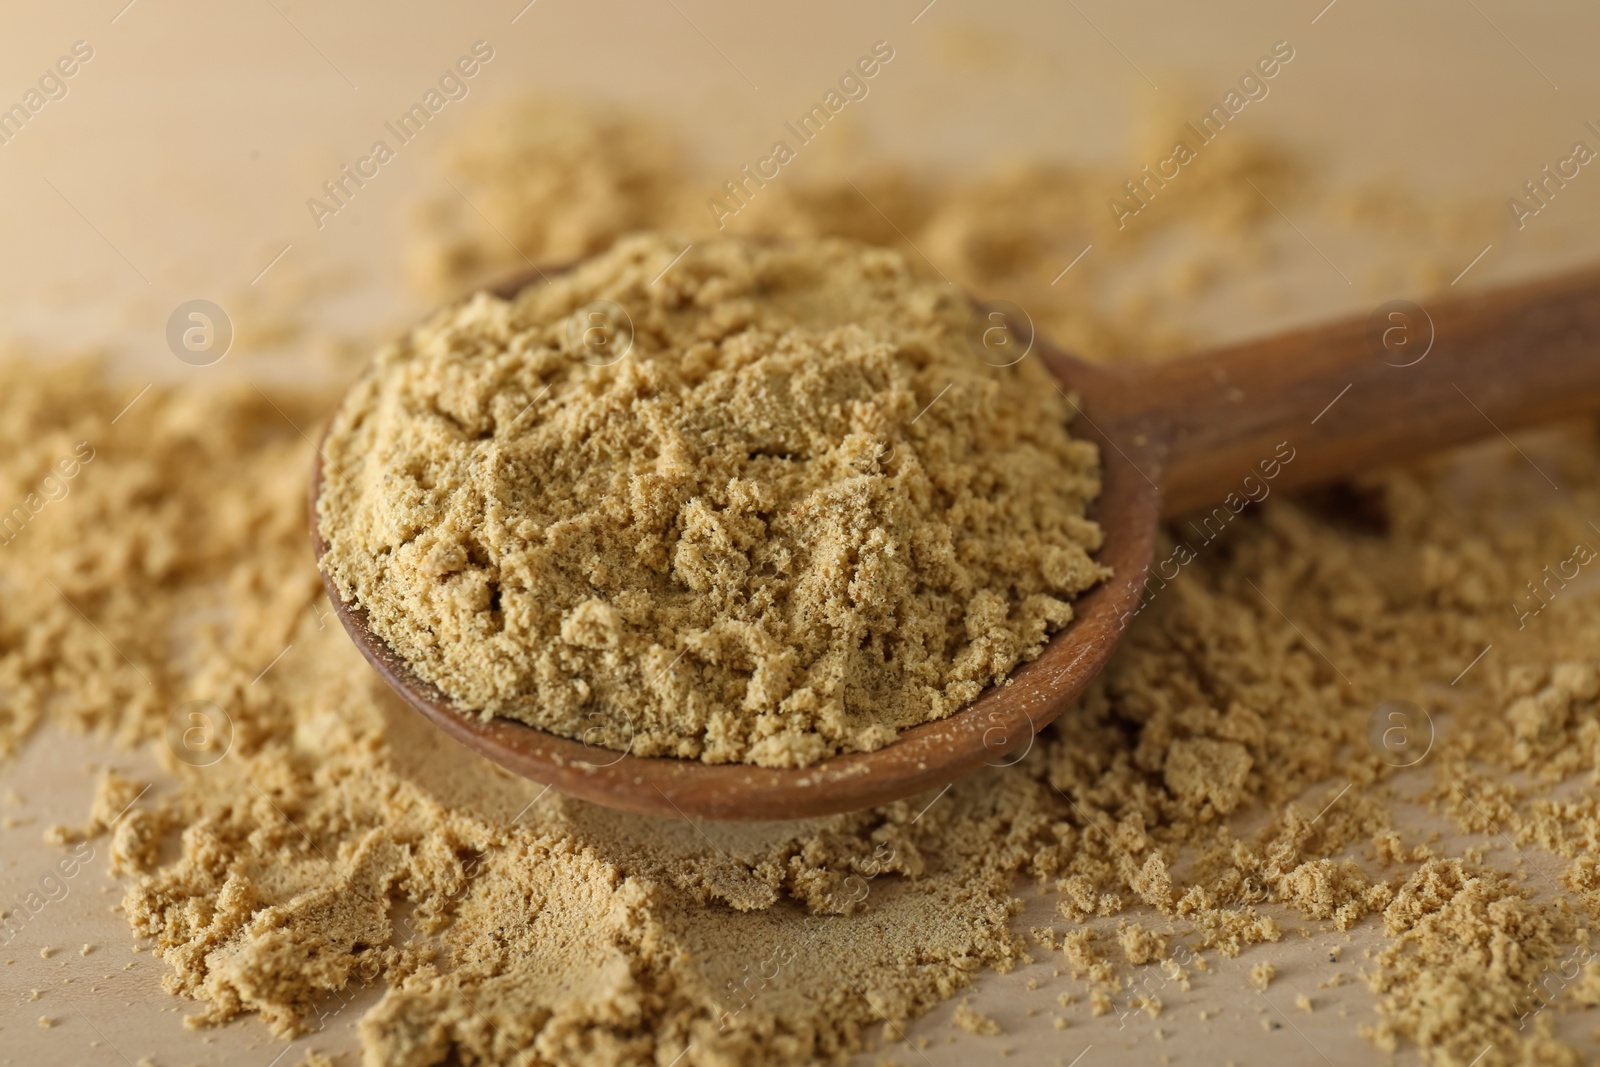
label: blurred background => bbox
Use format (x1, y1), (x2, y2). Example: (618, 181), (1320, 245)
(2, 0), (1598, 374)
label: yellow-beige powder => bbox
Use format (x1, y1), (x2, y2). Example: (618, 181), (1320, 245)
(2, 95), (1600, 1067)
(316, 235), (1107, 765)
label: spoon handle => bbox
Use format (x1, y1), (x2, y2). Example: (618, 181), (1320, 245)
(1091, 266), (1600, 517)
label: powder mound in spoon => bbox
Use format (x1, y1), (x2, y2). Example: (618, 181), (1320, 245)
(317, 234), (1109, 766)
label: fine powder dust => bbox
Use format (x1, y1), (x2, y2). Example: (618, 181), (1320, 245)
(3, 97), (1600, 1067)
(317, 235), (1107, 765)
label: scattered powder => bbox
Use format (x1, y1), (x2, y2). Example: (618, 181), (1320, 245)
(1248, 961), (1275, 992)
(318, 235), (1107, 765)
(1, 96), (1598, 1067)
(1116, 922), (1169, 966)
(1060, 928), (1110, 984)
(1362, 859), (1578, 1061)
(952, 1000), (1002, 1036)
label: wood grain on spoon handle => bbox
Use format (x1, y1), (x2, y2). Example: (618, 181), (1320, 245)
(1091, 267), (1600, 516)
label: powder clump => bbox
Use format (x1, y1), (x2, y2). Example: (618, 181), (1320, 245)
(317, 235), (1108, 766)
(952, 1000), (1003, 1035)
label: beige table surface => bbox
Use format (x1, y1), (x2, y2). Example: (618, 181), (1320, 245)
(4, 2), (1600, 1065)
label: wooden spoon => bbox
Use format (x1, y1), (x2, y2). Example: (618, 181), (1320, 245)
(310, 264), (1600, 821)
